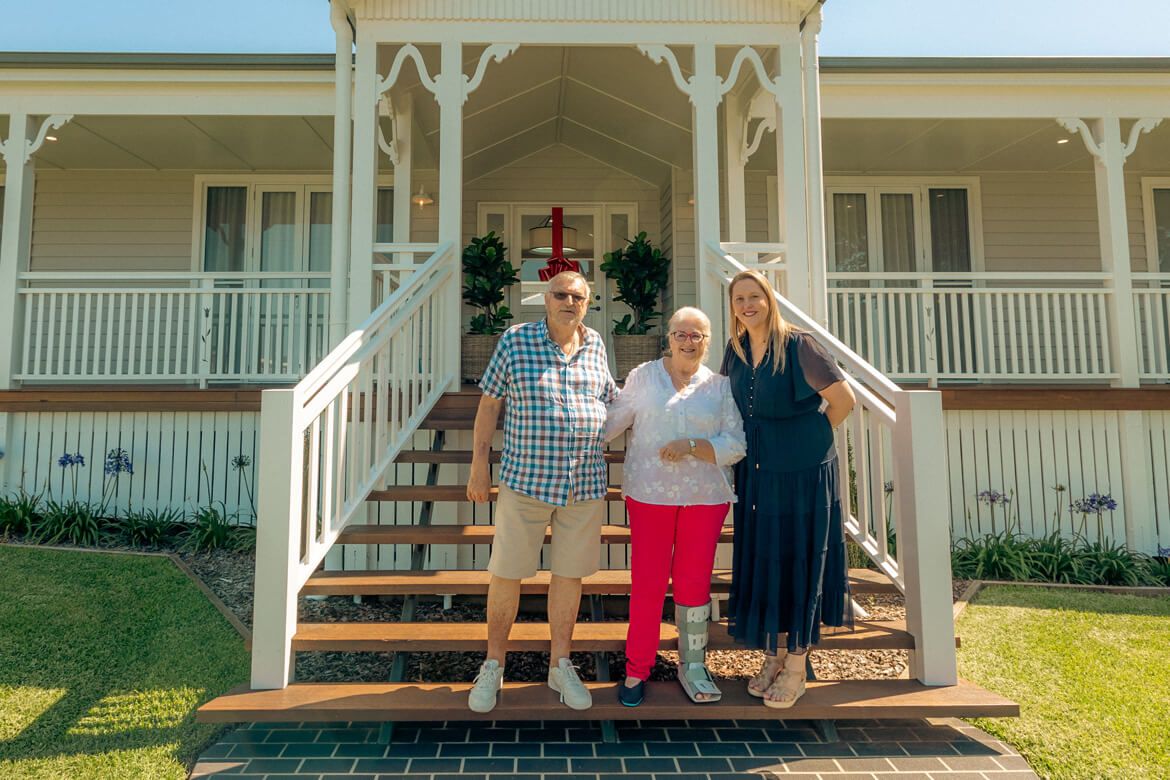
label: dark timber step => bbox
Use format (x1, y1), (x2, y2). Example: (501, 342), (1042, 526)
(337, 523), (733, 545)
(366, 485), (624, 502)
(292, 619), (932, 652)
(300, 568), (899, 597)
(395, 449), (626, 465)
(197, 678), (1018, 723)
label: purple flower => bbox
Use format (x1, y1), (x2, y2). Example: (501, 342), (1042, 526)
(1070, 493), (1117, 515)
(977, 489), (1011, 506)
(883, 481), (895, 495)
(57, 452), (85, 468)
(231, 454), (252, 470)
(104, 447), (134, 476)
(1158, 546), (1170, 558)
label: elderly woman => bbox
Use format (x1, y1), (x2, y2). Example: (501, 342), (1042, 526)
(604, 307), (746, 707)
(720, 269), (857, 709)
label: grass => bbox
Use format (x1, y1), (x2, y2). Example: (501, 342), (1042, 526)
(0, 546), (249, 779)
(957, 585), (1170, 780)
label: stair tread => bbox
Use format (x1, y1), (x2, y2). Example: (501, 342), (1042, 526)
(337, 523), (732, 545)
(301, 568), (899, 596)
(367, 485), (624, 502)
(197, 678), (1017, 723)
(395, 450), (626, 465)
(292, 619), (924, 651)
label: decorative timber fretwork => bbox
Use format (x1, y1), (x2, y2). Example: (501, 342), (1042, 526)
(1057, 116), (1163, 160)
(0, 114), (72, 166)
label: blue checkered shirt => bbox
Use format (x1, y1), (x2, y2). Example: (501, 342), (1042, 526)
(479, 319), (617, 506)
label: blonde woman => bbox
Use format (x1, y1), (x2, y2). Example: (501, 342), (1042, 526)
(719, 270), (856, 709)
(604, 307), (745, 706)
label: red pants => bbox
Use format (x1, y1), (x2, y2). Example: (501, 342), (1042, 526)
(624, 496), (730, 681)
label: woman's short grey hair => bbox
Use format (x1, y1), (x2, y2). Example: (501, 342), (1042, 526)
(668, 306), (712, 335)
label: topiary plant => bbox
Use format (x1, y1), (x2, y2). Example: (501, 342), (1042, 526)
(600, 231), (670, 335)
(461, 231), (519, 335)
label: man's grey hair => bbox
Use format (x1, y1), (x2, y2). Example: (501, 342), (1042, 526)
(544, 270), (591, 298)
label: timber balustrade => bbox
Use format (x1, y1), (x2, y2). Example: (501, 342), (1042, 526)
(16, 271), (331, 384)
(707, 244), (958, 687)
(250, 243), (456, 689)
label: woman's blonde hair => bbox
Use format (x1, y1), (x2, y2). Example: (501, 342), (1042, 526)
(727, 269), (795, 373)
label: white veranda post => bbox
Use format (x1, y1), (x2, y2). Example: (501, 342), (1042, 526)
(1060, 115), (1163, 551)
(801, 6), (828, 324)
(348, 35), (379, 329)
(437, 40), (464, 386)
(774, 32), (810, 313)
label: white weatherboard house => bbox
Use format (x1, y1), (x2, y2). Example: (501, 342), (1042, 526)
(0, 0), (1164, 722)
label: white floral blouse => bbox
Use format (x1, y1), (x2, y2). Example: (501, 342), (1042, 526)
(604, 358), (747, 506)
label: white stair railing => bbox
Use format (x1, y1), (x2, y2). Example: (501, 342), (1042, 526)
(251, 243), (456, 689)
(707, 244), (957, 687)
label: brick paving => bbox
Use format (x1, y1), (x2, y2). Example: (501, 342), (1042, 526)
(191, 718), (1037, 779)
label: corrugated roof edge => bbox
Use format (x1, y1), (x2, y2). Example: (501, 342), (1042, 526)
(820, 56), (1170, 73)
(0, 52), (338, 69)
(0, 52), (1168, 73)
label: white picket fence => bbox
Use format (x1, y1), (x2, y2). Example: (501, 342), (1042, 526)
(706, 244), (957, 687)
(16, 271), (331, 384)
(250, 242), (457, 689)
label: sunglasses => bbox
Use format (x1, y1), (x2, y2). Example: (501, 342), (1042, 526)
(669, 331), (709, 344)
(550, 291), (588, 304)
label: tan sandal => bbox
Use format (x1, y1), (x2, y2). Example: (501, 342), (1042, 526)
(747, 651), (787, 698)
(762, 651), (807, 709)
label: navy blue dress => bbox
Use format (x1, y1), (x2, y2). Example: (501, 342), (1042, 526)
(720, 332), (851, 652)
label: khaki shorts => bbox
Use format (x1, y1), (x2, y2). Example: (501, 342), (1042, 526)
(488, 484), (606, 579)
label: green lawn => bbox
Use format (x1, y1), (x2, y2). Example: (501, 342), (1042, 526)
(958, 585), (1170, 780)
(0, 546), (249, 779)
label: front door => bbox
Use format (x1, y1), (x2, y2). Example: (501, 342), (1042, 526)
(477, 203), (639, 369)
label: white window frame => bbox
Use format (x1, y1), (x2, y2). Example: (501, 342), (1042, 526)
(191, 174), (394, 273)
(822, 176), (985, 274)
(1140, 176), (1170, 273)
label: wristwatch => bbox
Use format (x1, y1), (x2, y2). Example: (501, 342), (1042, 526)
(688, 438), (697, 454)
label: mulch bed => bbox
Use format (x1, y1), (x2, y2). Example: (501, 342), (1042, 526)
(177, 546), (970, 686)
(3, 532), (967, 686)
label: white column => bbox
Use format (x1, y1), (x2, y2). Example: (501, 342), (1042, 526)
(801, 7), (828, 325)
(692, 42), (726, 358)
(723, 91), (747, 244)
(347, 36), (378, 329)
(437, 40), (464, 387)
(250, 389), (303, 689)
(0, 114), (36, 394)
(892, 390), (958, 686)
(774, 33), (810, 312)
(328, 0), (354, 345)
(1090, 117), (1142, 387)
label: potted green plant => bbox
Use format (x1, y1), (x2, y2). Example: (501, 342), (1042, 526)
(600, 231), (671, 379)
(461, 230), (518, 383)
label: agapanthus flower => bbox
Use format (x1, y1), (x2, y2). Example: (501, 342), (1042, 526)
(104, 447), (134, 476)
(57, 452), (85, 468)
(977, 489), (1011, 506)
(1070, 493), (1117, 515)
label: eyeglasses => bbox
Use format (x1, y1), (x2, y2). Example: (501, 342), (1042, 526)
(669, 331), (709, 344)
(550, 291), (588, 304)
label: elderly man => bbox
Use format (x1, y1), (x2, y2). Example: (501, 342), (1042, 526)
(465, 270), (616, 713)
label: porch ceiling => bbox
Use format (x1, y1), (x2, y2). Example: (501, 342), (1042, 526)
(390, 45), (722, 186)
(822, 118), (1170, 174)
(28, 115), (335, 171)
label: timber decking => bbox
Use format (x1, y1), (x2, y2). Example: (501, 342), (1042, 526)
(394, 449), (626, 464)
(291, 618), (930, 652)
(366, 485), (625, 502)
(300, 567), (900, 597)
(197, 679), (1018, 723)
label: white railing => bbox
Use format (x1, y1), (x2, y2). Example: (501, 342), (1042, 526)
(1134, 273), (1170, 381)
(16, 271), (331, 384)
(827, 272), (1115, 383)
(372, 242), (441, 306)
(719, 241), (786, 291)
(707, 245), (956, 687)
(250, 243), (456, 689)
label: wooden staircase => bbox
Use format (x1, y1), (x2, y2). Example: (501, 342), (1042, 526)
(198, 389), (1017, 728)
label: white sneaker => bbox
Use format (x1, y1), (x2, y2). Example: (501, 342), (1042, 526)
(468, 659), (504, 713)
(548, 657), (592, 710)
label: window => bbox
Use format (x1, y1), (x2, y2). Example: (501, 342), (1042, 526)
(825, 181), (979, 274)
(1142, 178), (1170, 273)
(197, 179), (393, 279)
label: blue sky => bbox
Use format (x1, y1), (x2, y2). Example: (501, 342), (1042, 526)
(2, 0), (1169, 57)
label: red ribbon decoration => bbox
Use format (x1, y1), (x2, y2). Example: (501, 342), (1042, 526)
(537, 207), (581, 281)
